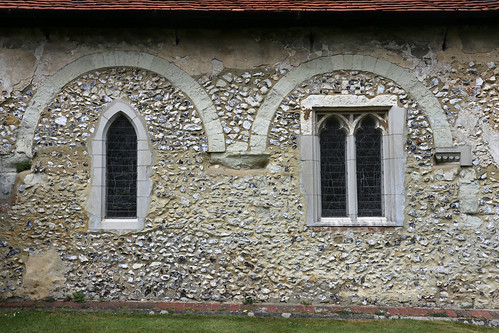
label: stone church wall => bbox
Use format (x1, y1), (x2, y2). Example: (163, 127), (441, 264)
(0, 23), (498, 309)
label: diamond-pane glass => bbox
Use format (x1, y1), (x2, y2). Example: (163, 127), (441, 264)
(106, 115), (137, 218)
(320, 117), (347, 217)
(356, 117), (383, 217)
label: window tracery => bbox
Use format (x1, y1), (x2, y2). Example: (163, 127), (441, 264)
(300, 94), (405, 227)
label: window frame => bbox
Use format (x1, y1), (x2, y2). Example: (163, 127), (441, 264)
(299, 95), (406, 227)
(105, 114), (138, 219)
(87, 100), (153, 231)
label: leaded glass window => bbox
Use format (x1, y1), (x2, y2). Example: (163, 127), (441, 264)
(318, 113), (385, 220)
(320, 117), (347, 217)
(300, 94), (405, 227)
(106, 115), (137, 218)
(356, 116), (383, 217)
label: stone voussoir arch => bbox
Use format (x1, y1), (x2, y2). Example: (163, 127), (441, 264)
(250, 54), (453, 152)
(15, 51), (225, 159)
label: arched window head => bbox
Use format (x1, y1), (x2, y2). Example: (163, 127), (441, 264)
(106, 114), (137, 218)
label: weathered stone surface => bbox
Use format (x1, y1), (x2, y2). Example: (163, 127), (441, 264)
(210, 152), (270, 169)
(0, 172), (16, 200)
(461, 214), (483, 230)
(0, 24), (498, 310)
(18, 250), (69, 300)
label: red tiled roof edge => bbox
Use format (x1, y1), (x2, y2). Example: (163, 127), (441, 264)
(0, 1), (498, 12)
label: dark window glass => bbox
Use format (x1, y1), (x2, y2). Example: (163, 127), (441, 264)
(106, 115), (137, 218)
(320, 117), (347, 217)
(356, 117), (383, 217)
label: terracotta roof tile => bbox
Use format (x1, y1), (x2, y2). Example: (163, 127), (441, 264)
(0, 1), (498, 12)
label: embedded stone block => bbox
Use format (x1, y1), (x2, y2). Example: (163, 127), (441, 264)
(210, 151), (270, 169)
(0, 172), (16, 200)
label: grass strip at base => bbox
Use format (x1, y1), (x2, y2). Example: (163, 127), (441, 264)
(1, 310), (497, 333)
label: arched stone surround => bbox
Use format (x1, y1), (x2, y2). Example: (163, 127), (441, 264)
(14, 51), (225, 160)
(250, 55), (454, 152)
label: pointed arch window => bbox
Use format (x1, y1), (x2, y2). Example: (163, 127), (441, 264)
(319, 117), (347, 217)
(300, 95), (406, 227)
(355, 116), (383, 217)
(106, 115), (137, 218)
(87, 100), (152, 231)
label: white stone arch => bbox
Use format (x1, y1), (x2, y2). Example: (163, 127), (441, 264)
(87, 100), (152, 231)
(15, 51), (225, 160)
(250, 54), (454, 152)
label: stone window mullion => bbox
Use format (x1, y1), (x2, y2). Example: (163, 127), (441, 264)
(346, 133), (357, 220)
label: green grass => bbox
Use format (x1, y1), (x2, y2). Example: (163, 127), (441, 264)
(0, 310), (497, 333)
